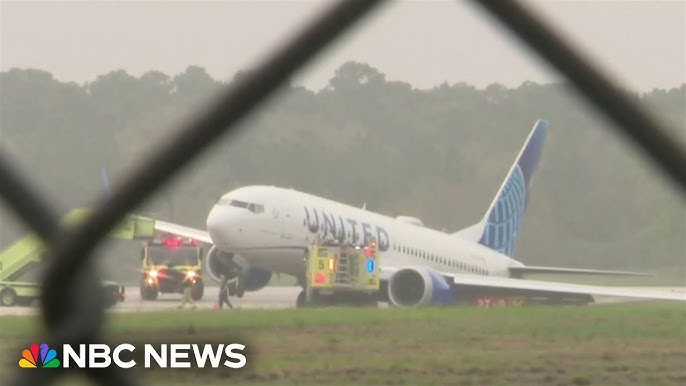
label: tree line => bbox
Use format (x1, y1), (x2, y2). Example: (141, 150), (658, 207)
(1, 62), (684, 282)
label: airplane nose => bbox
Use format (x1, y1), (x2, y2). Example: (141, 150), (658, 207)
(206, 206), (237, 250)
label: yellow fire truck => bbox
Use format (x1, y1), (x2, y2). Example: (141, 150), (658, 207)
(297, 237), (381, 308)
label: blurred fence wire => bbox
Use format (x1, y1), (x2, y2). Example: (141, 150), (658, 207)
(2, 0), (684, 385)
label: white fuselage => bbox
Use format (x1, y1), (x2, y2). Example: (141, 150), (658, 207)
(205, 185), (523, 279)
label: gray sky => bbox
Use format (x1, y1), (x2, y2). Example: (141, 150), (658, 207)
(1, 0), (684, 92)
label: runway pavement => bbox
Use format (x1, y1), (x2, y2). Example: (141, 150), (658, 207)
(0, 286), (302, 316)
(112, 286), (303, 312)
(1, 286), (683, 316)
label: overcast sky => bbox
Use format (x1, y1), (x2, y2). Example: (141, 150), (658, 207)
(1, 0), (684, 92)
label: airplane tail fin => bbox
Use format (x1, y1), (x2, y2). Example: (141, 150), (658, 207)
(453, 119), (549, 257)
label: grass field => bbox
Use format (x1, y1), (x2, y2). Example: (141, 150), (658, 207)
(2, 302), (685, 386)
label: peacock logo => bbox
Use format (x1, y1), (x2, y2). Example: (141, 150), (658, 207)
(18, 343), (61, 368)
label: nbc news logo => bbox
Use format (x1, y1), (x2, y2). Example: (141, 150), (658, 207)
(18, 342), (246, 369)
(19, 343), (61, 368)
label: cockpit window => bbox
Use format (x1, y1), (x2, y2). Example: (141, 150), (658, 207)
(248, 203), (265, 214)
(229, 200), (249, 209)
(217, 198), (265, 214)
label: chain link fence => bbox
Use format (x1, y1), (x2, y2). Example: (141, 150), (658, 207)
(2, 1), (684, 385)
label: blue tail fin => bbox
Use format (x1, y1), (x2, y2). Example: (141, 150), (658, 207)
(453, 120), (549, 257)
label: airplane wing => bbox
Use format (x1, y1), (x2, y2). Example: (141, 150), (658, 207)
(154, 220), (213, 245)
(380, 266), (686, 302)
(447, 273), (685, 301)
(508, 266), (652, 277)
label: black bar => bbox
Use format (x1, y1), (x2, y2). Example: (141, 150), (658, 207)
(41, 0), (384, 281)
(471, 0), (686, 190)
(40, 0), (384, 289)
(10, 2), (385, 386)
(0, 155), (60, 239)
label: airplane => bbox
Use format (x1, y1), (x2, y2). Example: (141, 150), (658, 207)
(153, 119), (686, 307)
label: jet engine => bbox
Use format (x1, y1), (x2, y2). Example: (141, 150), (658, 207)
(205, 245), (272, 297)
(387, 267), (455, 307)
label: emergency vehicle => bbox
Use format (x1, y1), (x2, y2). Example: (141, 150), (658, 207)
(139, 234), (204, 301)
(298, 237), (381, 307)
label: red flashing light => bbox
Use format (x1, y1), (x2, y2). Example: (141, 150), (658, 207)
(163, 236), (182, 248)
(160, 235), (198, 248)
(315, 273), (326, 284)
